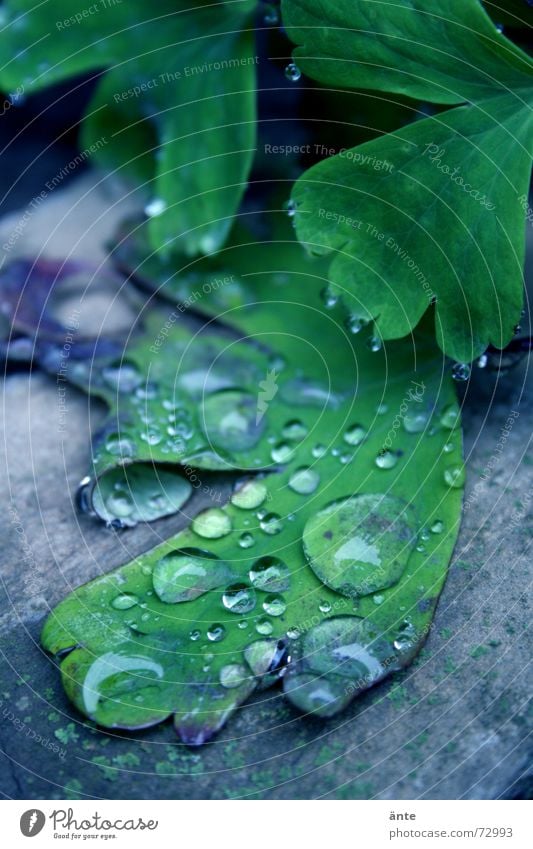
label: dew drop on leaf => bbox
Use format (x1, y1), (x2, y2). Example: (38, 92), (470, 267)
(444, 465), (466, 489)
(249, 556), (291, 592)
(192, 508), (232, 539)
(375, 449), (399, 469)
(231, 479), (267, 509)
(289, 466), (320, 494)
(222, 583), (256, 614)
(343, 424), (366, 446)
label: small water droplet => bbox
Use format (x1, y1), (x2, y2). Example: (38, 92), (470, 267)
(105, 490), (134, 518)
(444, 464), (465, 489)
(376, 403), (388, 415)
(207, 624), (226, 642)
(345, 314), (368, 335)
(260, 513), (283, 535)
(271, 442), (294, 463)
(319, 600), (332, 614)
(321, 286), (338, 309)
(222, 583), (256, 614)
(285, 62), (301, 82)
(373, 594), (384, 605)
(343, 424), (366, 446)
(282, 419), (308, 441)
(102, 361), (142, 393)
(312, 443), (327, 458)
(477, 354), (488, 369)
(367, 334), (382, 352)
(289, 466), (320, 495)
(231, 479), (267, 510)
(256, 617), (273, 635)
(375, 449), (399, 469)
(284, 198), (297, 218)
(262, 595), (286, 616)
(111, 594), (138, 610)
(264, 6), (279, 26)
(189, 629), (201, 641)
(403, 410), (429, 433)
(440, 404), (461, 430)
(249, 557), (290, 592)
(144, 197), (167, 217)
(443, 442), (454, 454)
(430, 519), (444, 534)
(287, 627), (300, 640)
(238, 532), (255, 549)
(452, 362), (471, 382)
(192, 508), (232, 539)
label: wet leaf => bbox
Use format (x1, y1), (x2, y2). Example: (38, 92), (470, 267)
(281, 0), (533, 362)
(42, 232), (464, 743)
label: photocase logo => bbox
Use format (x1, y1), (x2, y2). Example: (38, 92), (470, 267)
(256, 368), (279, 424)
(20, 809), (46, 837)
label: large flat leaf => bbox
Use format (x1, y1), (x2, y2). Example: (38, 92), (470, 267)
(0, 0), (257, 257)
(281, 0), (533, 363)
(42, 231), (464, 744)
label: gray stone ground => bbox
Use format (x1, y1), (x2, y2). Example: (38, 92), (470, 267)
(0, 176), (531, 800)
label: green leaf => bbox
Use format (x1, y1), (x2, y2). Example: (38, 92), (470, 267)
(42, 231), (464, 744)
(281, 0), (533, 362)
(0, 0), (257, 257)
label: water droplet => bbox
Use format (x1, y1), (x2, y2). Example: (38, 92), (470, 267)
(343, 424), (366, 446)
(495, 22), (504, 34)
(345, 314), (368, 335)
(452, 362), (471, 382)
(271, 442), (294, 463)
(238, 532), (255, 549)
(285, 62), (301, 82)
(263, 5), (279, 25)
(262, 595), (286, 616)
(231, 479), (267, 510)
(444, 464), (466, 489)
(376, 403), (388, 415)
(477, 354), (488, 369)
(244, 639), (289, 682)
(367, 334), (382, 352)
(192, 508), (232, 539)
(282, 419), (308, 441)
(111, 594), (138, 610)
(207, 624), (226, 642)
(102, 361), (142, 393)
(189, 629), (201, 641)
(287, 627), (300, 640)
(153, 549), (232, 603)
(255, 617), (273, 635)
(443, 442), (454, 453)
(440, 404), (460, 430)
(289, 466), (320, 495)
(222, 583), (256, 614)
(312, 443), (327, 458)
(219, 663), (249, 689)
(393, 620), (417, 651)
(144, 198), (167, 217)
(285, 198), (297, 217)
(321, 286), (338, 309)
(202, 390), (264, 452)
(302, 493), (418, 597)
(373, 594), (384, 605)
(260, 513), (283, 535)
(319, 600), (332, 614)
(430, 519), (444, 534)
(375, 449), (399, 469)
(249, 557), (290, 592)
(403, 410), (429, 433)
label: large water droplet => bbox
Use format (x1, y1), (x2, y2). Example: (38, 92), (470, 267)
(289, 466), (320, 495)
(244, 639), (290, 685)
(152, 549), (233, 603)
(222, 583), (256, 614)
(249, 557), (290, 592)
(231, 479), (267, 510)
(201, 390), (264, 452)
(302, 493), (418, 597)
(192, 508), (232, 539)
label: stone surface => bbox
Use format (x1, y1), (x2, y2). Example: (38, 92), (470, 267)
(0, 177), (531, 800)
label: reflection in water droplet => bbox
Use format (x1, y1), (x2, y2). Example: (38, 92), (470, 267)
(443, 442), (454, 453)
(256, 617), (273, 635)
(367, 334), (382, 352)
(260, 513), (283, 535)
(282, 419), (308, 441)
(105, 491), (134, 518)
(249, 557), (290, 592)
(231, 479), (267, 510)
(444, 465), (465, 488)
(262, 595), (286, 616)
(219, 663), (249, 689)
(343, 424), (366, 446)
(153, 549), (231, 603)
(244, 639), (289, 682)
(375, 449), (399, 469)
(189, 629), (201, 641)
(289, 467), (320, 495)
(452, 362), (471, 382)
(319, 600), (332, 614)
(302, 493), (418, 597)
(440, 404), (460, 429)
(345, 314), (367, 335)
(321, 286), (338, 309)
(111, 594), (138, 610)
(222, 583), (256, 614)
(403, 410), (429, 433)
(207, 624), (226, 642)
(192, 509), (232, 539)
(285, 62), (302, 82)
